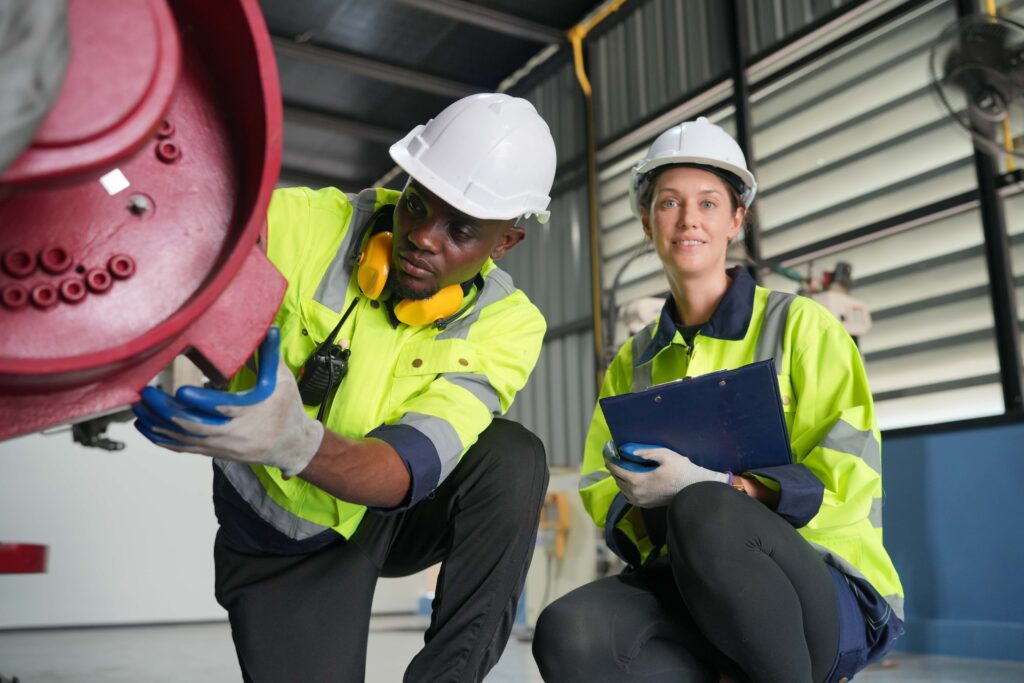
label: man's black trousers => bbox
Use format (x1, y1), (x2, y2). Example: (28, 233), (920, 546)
(214, 418), (550, 682)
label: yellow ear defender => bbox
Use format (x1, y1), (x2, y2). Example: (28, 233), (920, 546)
(356, 231), (466, 327)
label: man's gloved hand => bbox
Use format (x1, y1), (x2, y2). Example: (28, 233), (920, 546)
(603, 441), (729, 508)
(133, 327), (324, 478)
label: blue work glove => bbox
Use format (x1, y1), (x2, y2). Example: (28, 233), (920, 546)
(603, 441), (729, 508)
(133, 327), (324, 477)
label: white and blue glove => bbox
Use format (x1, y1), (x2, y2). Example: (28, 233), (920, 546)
(133, 327), (324, 477)
(603, 441), (729, 508)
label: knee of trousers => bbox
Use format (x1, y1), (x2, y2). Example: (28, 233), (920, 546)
(667, 482), (745, 567)
(465, 418), (549, 511)
(533, 592), (609, 670)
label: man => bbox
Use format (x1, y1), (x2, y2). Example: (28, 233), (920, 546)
(133, 93), (557, 682)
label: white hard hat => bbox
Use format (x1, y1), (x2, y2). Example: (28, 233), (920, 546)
(389, 93), (557, 223)
(629, 117), (757, 217)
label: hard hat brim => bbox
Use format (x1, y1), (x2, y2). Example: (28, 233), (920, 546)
(390, 141), (551, 224)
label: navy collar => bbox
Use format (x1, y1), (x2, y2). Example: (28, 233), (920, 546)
(635, 266), (755, 366)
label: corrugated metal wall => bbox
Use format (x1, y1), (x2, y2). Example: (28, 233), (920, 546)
(500, 0), (905, 466)
(501, 61), (595, 468)
(745, 0), (851, 55)
(590, 0), (732, 144)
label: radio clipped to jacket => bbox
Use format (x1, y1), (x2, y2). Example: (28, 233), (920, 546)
(297, 297), (359, 421)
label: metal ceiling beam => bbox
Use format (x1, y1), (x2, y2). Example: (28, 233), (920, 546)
(395, 0), (564, 44)
(272, 36), (478, 98)
(283, 102), (404, 145)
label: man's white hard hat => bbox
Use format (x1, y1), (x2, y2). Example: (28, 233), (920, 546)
(390, 93), (557, 224)
(629, 117), (757, 218)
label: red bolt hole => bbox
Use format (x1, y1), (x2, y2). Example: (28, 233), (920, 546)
(107, 254), (136, 279)
(30, 283), (59, 309)
(39, 246), (73, 274)
(85, 268), (113, 293)
(156, 140), (181, 163)
(2, 249), (35, 278)
(1, 285), (29, 310)
(59, 277), (87, 304)
(156, 119), (175, 138)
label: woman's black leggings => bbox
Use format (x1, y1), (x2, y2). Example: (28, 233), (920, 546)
(533, 482), (839, 683)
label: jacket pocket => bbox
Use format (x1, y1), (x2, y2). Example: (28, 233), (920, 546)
(389, 339), (483, 414)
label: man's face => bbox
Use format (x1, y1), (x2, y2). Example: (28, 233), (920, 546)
(390, 180), (525, 301)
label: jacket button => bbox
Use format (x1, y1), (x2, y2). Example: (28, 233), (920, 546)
(370, 300), (380, 309)
(458, 358), (469, 366)
(782, 396), (791, 406)
(412, 359), (423, 368)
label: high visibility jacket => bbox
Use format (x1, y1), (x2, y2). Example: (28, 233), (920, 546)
(580, 268), (905, 620)
(218, 186), (546, 542)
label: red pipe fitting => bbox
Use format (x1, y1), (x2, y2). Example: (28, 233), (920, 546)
(85, 267), (113, 293)
(59, 277), (88, 304)
(39, 245), (73, 275)
(30, 283), (59, 309)
(156, 140), (182, 163)
(2, 249), (36, 278)
(1, 285), (29, 310)
(156, 119), (175, 138)
(107, 254), (136, 279)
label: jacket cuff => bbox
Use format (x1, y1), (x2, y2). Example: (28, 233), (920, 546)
(746, 463), (823, 528)
(604, 493), (643, 567)
(366, 423), (441, 514)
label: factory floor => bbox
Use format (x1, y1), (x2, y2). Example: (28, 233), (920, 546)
(1, 617), (1022, 682)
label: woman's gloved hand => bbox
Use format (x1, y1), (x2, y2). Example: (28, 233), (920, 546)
(603, 442), (729, 508)
(133, 326), (324, 477)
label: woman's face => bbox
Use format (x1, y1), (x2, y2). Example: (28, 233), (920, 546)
(640, 166), (744, 281)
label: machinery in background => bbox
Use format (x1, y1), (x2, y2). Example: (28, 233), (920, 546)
(799, 261), (873, 340)
(0, 0), (286, 444)
(604, 252), (872, 358)
(522, 470), (622, 631)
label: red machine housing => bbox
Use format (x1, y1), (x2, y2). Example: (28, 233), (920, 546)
(0, 0), (286, 440)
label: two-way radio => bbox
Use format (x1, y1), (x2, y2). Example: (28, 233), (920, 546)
(296, 296), (360, 421)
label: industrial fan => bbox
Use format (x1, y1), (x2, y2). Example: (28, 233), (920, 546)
(930, 12), (1024, 163)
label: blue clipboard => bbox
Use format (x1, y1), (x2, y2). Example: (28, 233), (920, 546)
(599, 359), (792, 474)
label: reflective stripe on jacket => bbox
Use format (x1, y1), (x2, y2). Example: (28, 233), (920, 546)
(579, 267), (905, 620)
(220, 186), (546, 541)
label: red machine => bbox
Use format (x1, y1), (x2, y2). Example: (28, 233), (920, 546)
(0, 0), (286, 441)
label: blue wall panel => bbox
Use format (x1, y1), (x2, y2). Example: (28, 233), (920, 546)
(884, 421), (1024, 660)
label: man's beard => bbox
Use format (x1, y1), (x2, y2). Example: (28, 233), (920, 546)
(390, 277), (439, 302)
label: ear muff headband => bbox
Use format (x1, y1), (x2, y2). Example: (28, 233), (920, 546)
(357, 231), (392, 300)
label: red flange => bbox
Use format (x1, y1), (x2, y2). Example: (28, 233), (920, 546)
(0, 0), (285, 440)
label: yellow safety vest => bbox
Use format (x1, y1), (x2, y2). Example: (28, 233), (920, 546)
(219, 186), (546, 540)
(579, 268), (905, 620)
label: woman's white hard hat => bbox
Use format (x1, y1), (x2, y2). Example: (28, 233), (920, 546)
(629, 117), (757, 217)
(389, 93), (557, 223)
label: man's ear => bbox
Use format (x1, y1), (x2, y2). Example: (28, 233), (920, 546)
(491, 226), (526, 260)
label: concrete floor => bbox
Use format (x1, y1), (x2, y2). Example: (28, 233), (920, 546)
(1, 618), (1023, 682)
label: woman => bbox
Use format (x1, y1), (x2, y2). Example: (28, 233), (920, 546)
(532, 118), (904, 682)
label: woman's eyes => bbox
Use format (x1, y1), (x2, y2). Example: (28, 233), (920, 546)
(659, 199), (716, 209)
